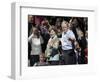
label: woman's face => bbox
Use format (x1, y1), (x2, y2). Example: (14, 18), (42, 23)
(32, 28), (40, 38)
(50, 30), (56, 37)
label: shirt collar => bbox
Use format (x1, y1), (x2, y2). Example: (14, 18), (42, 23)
(63, 29), (70, 35)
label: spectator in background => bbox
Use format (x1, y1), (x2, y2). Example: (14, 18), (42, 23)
(34, 16), (44, 26)
(34, 53), (48, 66)
(77, 30), (87, 64)
(69, 18), (79, 41)
(28, 15), (34, 36)
(28, 15), (34, 65)
(40, 20), (50, 53)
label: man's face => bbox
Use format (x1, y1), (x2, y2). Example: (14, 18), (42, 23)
(61, 21), (69, 32)
(62, 26), (68, 32)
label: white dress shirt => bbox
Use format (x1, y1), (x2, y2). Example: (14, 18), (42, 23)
(61, 29), (76, 50)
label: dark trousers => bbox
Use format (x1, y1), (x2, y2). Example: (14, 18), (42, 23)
(48, 61), (59, 65)
(30, 55), (39, 66)
(62, 49), (76, 65)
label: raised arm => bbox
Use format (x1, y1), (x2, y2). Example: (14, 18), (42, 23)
(28, 34), (33, 42)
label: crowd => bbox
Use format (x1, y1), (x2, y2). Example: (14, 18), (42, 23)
(28, 15), (88, 66)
